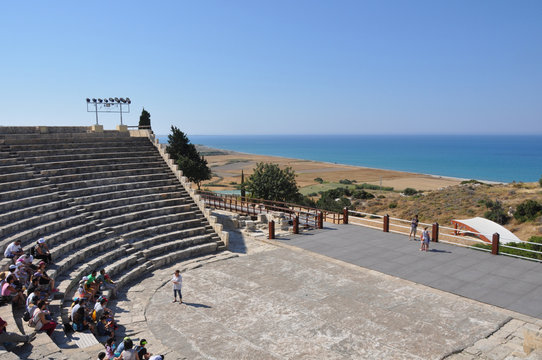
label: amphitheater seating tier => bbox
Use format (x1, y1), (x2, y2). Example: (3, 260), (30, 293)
(0, 127), (224, 355)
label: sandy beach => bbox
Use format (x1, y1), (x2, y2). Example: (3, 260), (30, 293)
(197, 145), (463, 192)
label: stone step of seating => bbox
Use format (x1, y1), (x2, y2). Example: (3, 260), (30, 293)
(91, 197), (185, 220)
(38, 160), (167, 178)
(0, 163), (28, 174)
(140, 232), (213, 259)
(100, 203), (195, 228)
(43, 165), (170, 185)
(0, 212), (87, 253)
(0, 198), (70, 226)
(29, 155), (162, 171)
(71, 183), (186, 206)
(0, 156), (19, 166)
(0, 206), (78, 240)
(121, 217), (203, 242)
(0, 178), (45, 193)
(0, 191), (62, 213)
(82, 191), (188, 213)
(19, 149), (159, 164)
(13, 144), (157, 157)
(0, 170), (35, 183)
(134, 226), (207, 251)
(5, 139), (148, 152)
(2, 133), (139, 146)
(48, 230), (108, 279)
(34, 221), (100, 254)
(63, 178), (180, 199)
(145, 242), (219, 272)
(111, 211), (200, 236)
(55, 172), (176, 191)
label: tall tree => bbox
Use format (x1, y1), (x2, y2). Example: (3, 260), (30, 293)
(138, 108), (151, 129)
(166, 126), (211, 190)
(245, 162), (302, 203)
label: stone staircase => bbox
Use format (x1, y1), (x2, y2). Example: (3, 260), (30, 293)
(0, 126), (226, 357)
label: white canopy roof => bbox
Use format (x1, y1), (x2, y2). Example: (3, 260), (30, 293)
(451, 217), (521, 244)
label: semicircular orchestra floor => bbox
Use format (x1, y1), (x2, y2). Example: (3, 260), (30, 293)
(144, 244), (510, 360)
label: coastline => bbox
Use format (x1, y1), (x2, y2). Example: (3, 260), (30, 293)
(196, 145), (466, 191)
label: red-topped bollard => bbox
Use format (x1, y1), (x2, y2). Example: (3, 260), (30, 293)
(343, 207), (349, 224)
(269, 220), (275, 239)
(383, 214), (390, 232)
(293, 216), (299, 234)
(432, 222), (439, 242)
(491, 232), (500, 255)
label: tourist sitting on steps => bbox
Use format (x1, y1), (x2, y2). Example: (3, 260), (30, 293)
(1, 275), (25, 307)
(4, 240), (24, 264)
(32, 261), (58, 294)
(72, 303), (94, 333)
(97, 268), (117, 298)
(30, 300), (58, 337)
(33, 238), (53, 265)
(134, 338), (152, 360)
(115, 338), (140, 360)
(0, 317), (36, 345)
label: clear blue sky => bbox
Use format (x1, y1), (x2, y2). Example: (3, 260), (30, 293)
(1, 1), (541, 135)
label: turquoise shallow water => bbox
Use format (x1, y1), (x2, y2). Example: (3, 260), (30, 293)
(157, 135), (542, 183)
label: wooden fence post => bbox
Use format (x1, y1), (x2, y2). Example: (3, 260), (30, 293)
(383, 214), (389, 232)
(491, 233), (500, 255)
(293, 216), (299, 234)
(269, 220), (275, 240)
(432, 222), (439, 242)
(343, 207), (349, 224)
(318, 212), (323, 229)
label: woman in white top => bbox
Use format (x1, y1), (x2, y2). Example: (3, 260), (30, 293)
(171, 270), (182, 304)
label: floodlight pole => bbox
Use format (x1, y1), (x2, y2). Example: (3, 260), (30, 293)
(119, 103), (123, 125)
(95, 105), (99, 125)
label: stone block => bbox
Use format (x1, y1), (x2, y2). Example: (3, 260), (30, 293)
(116, 124), (128, 132)
(91, 124), (103, 133)
(245, 220), (257, 231)
(524, 329), (542, 354)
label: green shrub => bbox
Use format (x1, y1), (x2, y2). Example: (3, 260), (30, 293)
(339, 179), (353, 185)
(307, 192), (318, 197)
(355, 183), (394, 191)
(460, 179), (485, 185)
(474, 236), (542, 260)
(314, 177), (324, 184)
(389, 202), (397, 209)
(514, 199), (542, 223)
(483, 199), (509, 225)
(352, 190), (375, 200)
(539, 175), (542, 187)
(403, 188), (418, 196)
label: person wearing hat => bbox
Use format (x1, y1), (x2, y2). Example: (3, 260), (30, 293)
(0, 316), (36, 344)
(34, 238), (52, 264)
(135, 338), (152, 359)
(4, 240), (24, 263)
(114, 336), (131, 357)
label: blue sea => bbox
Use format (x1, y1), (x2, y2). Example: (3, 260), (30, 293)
(157, 135), (542, 183)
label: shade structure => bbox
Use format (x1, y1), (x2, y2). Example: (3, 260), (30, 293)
(451, 217), (521, 244)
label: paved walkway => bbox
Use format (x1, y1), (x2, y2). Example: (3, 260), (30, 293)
(277, 223), (542, 319)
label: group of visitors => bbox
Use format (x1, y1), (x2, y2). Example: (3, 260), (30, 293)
(3, 238), (184, 358)
(96, 336), (165, 360)
(409, 215), (431, 251)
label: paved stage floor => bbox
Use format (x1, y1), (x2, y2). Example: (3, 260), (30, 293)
(145, 240), (512, 359)
(276, 224), (542, 319)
